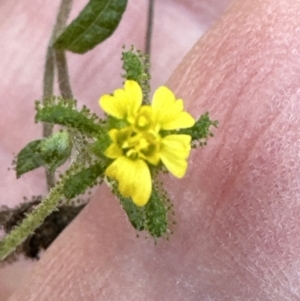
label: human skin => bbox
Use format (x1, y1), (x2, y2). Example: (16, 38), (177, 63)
(1, 0), (300, 300)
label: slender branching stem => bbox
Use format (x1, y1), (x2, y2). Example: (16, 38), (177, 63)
(0, 192), (61, 260)
(55, 49), (73, 99)
(145, 0), (155, 58)
(43, 0), (73, 190)
(43, 46), (56, 189)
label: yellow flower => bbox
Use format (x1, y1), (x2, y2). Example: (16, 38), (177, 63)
(99, 80), (195, 206)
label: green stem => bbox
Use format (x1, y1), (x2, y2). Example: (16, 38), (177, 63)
(55, 49), (73, 99)
(42, 47), (56, 189)
(43, 0), (73, 190)
(0, 181), (63, 261)
(145, 0), (155, 58)
(52, 0), (73, 38)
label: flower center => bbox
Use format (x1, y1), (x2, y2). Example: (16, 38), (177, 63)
(107, 105), (161, 165)
(137, 115), (148, 127)
(122, 131), (158, 161)
(134, 106), (153, 131)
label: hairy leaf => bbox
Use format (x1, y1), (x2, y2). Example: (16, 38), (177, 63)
(54, 0), (128, 54)
(39, 131), (72, 172)
(16, 132), (73, 178)
(36, 104), (103, 136)
(119, 186), (169, 238)
(119, 196), (146, 231)
(144, 187), (168, 238)
(16, 140), (45, 178)
(63, 163), (105, 199)
(177, 112), (218, 145)
(122, 47), (151, 103)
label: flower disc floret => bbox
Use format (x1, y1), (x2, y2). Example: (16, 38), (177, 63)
(99, 80), (195, 206)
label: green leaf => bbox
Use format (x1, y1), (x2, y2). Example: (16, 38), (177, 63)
(16, 132), (73, 178)
(119, 196), (146, 231)
(177, 112), (218, 146)
(54, 0), (128, 54)
(36, 103), (103, 136)
(16, 140), (45, 178)
(119, 186), (169, 238)
(144, 187), (168, 238)
(122, 47), (151, 103)
(63, 163), (105, 199)
(39, 131), (72, 172)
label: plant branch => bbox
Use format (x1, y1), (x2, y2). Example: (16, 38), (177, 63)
(43, 0), (73, 190)
(55, 49), (73, 99)
(52, 0), (74, 38)
(42, 47), (55, 138)
(145, 0), (155, 58)
(0, 179), (64, 261)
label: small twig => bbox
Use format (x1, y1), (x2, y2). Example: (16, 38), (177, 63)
(42, 46), (55, 139)
(55, 49), (73, 99)
(145, 0), (155, 58)
(52, 0), (74, 38)
(42, 0), (73, 190)
(42, 47), (55, 194)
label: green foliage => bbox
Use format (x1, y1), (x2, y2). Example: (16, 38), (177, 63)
(39, 131), (72, 172)
(144, 187), (169, 238)
(16, 140), (45, 178)
(119, 185), (170, 238)
(122, 46), (151, 103)
(16, 132), (72, 178)
(0, 176), (64, 260)
(63, 163), (105, 199)
(179, 112), (218, 146)
(54, 0), (128, 54)
(35, 98), (103, 136)
(119, 196), (146, 231)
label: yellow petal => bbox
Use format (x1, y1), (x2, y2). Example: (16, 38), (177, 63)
(161, 111), (195, 130)
(141, 150), (161, 165)
(124, 80), (143, 120)
(104, 129), (124, 158)
(99, 81), (142, 121)
(108, 129), (119, 143)
(160, 135), (192, 178)
(152, 86), (175, 114)
(104, 143), (123, 159)
(151, 86), (195, 130)
(99, 92), (127, 119)
(105, 156), (152, 206)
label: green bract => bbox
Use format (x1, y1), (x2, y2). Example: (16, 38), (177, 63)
(122, 47), (151, 103)
(35, 97), (104, 136)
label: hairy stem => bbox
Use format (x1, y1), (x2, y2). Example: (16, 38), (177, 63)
(0, 180), (64, 260)
(43, 46), (56, 189)
(43, 0), (73, 190)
